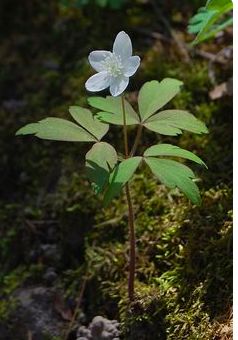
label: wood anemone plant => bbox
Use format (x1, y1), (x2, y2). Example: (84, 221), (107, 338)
(16, 32), (208, 302)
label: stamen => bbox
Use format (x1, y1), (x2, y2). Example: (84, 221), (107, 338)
(103, 54), (123, 77)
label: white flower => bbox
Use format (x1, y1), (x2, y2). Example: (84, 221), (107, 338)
(85, 31), (140, 97)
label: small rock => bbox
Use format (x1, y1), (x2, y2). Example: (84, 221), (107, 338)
(101, 330), (112, 339)
(43, 267), (58, 285)
(111, 320), (118, 325)
(40, 244), (60, 264)
(77, 326), (91, 337)
(76, 315), (120, 340)
(90, 316), (104, 337)
(11, 286), (64, 339)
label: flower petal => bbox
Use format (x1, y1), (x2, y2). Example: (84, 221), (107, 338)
(85, 71), (111, 92)
(109, 76), (129, 97)
(113, 31), (132, 61)
(124, 56), (141, 77)
(88, 50), (112, 72)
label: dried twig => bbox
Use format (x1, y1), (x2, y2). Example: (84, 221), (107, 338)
(134, 27), (232, 68)
(150, 0), (191, 63)
(134, 27), (170, 43)
(207, 46), (233, 85)
(27, 330), (33, 340)
(63, 277), (88, 340)
(25, 219), (38, 234)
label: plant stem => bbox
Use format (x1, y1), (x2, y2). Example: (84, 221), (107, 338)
(63, 276), (88, 340)
(125, 183), (135, 301)
(121, 95), (129, 158)
(121, 95), (136, 301)
(130, 124), (143, 157)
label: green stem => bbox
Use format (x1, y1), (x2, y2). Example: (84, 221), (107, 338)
(121, 95), (129, 158)
(125, 183), (135, 301)
(130, 124), (143, 157)
(121, 95), (136, 301)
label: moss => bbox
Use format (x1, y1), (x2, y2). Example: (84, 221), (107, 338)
(0, 266), (30, 321)
(68, 174), (231, 338)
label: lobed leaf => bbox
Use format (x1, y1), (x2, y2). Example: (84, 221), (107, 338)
(144, 143), (207, 168)
(16, 117), (96, 142)
(103, 157), (142, 206)
(85, 142), (118, 194)
(138, 79), (183, 122)
(88, 96), (139, 125)
(144, 110), (208, 136)
(69, 106), (109, 140)
(145, 157), (201, 204)
(188, 0), (233, 45)
(188, 7), (216, 34)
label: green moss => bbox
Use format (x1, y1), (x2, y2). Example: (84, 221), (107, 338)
(71, 175), (232, 338)
(0, 266), (30, 321)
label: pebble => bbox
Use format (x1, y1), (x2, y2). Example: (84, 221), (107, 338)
(77, 315), (120, 340)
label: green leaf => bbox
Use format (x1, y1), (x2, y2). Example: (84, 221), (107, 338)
(103, 157), (142, 206)
(138, 79), (183, 122)
(86, 142), (118, 194)
(69, 106), (109, 140)
(145, 157), (201, 204)
(144, 144), (207, 168)
(188, 0), (233, 45)
(88, 96), (140, 125)
(144, 110), (208, 136)
(16, 117), (96, 142)
(194, 16), (233, 44)
(95, 112), (137, 126)
(206, 0), (233, 11)
(188, 7), (216, 34)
